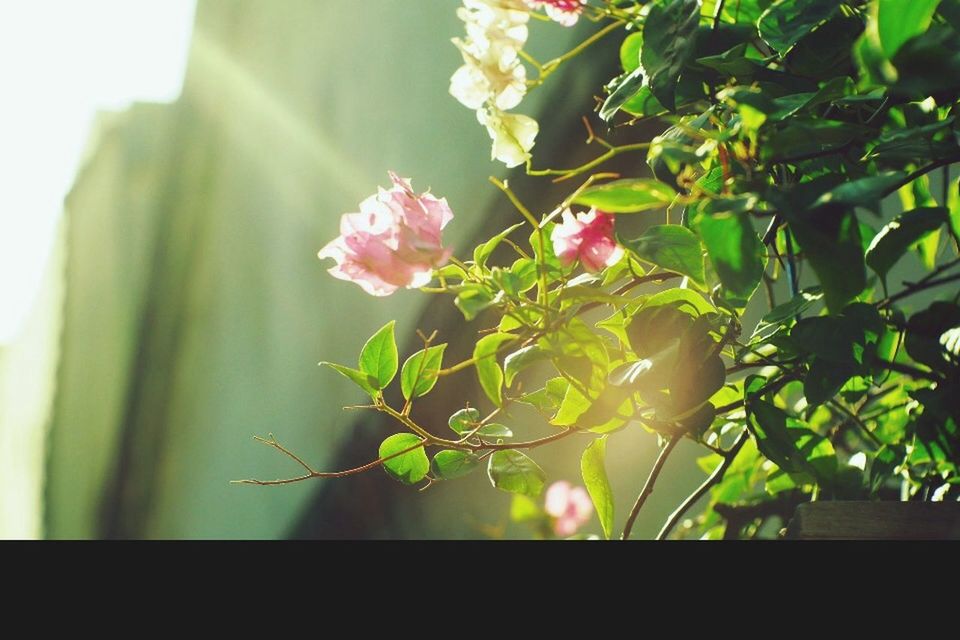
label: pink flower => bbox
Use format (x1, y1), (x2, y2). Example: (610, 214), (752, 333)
(318, 173), (453, 296)
(524, 0), (586, 27)
(550, 207), (623, 273)
(545, 481), (593, 537)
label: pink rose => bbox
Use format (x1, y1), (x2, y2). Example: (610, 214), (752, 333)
(550, 207), (624, 273)
(545, 481), (593, 537)
(318, 173), (453, 296)
(523, 0), (586, 27)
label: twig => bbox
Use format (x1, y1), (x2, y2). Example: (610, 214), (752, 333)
(656, 429), (749, 540)
(621, 435), (680, 540)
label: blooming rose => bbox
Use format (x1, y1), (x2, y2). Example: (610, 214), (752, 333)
(318, 173), (453, 296)
(476, 107), (539, 168)
(550, 207), (623, 273)
(545, 481), (593, 537)
(524, 0), (586, 26)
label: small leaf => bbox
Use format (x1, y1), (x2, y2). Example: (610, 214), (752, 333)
(400, 344), (447, 400)
(447, 409), (514, 437)
(571, 179), (676, 213)
(474, 222), (525, 268)
(518, 377), (568, 416)
(751, 287), (823, 342)
(503, 344), (551, 387)
(358, 321), (398, 389)
(319, 362), (377, 398)
(431, 450), (481, 480)
(455, 285), (494, 321)
(449, 408), (481, 435)
(473, 333), (518, 407)
(379, 433), (428, 485)
(759, 0), (841, 56)
(624, 224), (706, 286)
(487, 450), (546, 497)
(866, 207), (947, 278)
(600, 68), (646, 122)
(580, 437), (615, 540)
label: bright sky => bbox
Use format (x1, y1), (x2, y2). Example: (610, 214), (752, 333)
(0, 0), (197, 344)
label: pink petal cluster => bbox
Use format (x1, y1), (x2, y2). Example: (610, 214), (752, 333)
(545, 481), (593, 537)
(550, 207), (623, 273)
(524, 0), (586, 26)
(318, 173), (453, 296)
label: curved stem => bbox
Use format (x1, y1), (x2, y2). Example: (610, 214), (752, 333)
(621, 435), (680, 540)
(527, 142), (650, 182)
(656, 429), (749, 540)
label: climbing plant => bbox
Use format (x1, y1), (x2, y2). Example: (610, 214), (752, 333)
(241, 0), (960, 540)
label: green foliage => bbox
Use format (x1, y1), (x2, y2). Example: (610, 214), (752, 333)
(400, 344), (446, 400)
(359, 321), (398, 390)
(572, 179), (676, 213)
(253, 0), (960, 541)
(488, 450), (546, 497)
(581, 437), (615, 539)
(379, 434), (429, 485)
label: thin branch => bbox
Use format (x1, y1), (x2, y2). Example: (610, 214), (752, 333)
(656, 428), (749, 540)
(233, 436), (426, 486)
(621, 435), (680, 540)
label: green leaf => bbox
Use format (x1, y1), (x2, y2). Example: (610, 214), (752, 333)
(751, 287), (823, 342)
(358, 321), (398, 389)
(378, 433), (428, 485)
(620, 31), (643, 72)
(455, 285), (494, 321)
(948, 176), (960, 241)
(518, 377), (568, 416)
(812, 171), (907, 211)
(447, 408), (513, 438)
(621, 86), (667, 118)
(804, 357), (856, 407)
(431, 450), (481, 480)
(319, 362), (377, 398)
(473, 333), (518, 407)
(878, 0), (943, 59)
(693, 202), (767, 307)
(865, 207), (947, 278)
(746, 399), (837, 483)
(571, 179), (676, 213)
(399, 344), (447, 400)
(624, 224), (706, 286)
(474, 222), (524, 268)
(449, 408), (481, 435)
(786, 206), (866, 313)
(641, 0), (701, 110)
(503, 344), (551, 387)
(600, 68), (646, 122)
(762, 119), (870, 163)
(641, 287), (716, 317)
(487, 450), (546, 497)
(758, 0), (841, 56)
(580, 437), (614, 540)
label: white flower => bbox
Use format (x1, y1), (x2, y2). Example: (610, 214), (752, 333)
(450, 0), (530, 111)
(477, 107), (539, 168)
(450, 38), (527, 110)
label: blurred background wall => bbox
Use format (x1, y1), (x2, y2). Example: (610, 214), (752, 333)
(0, 0), (865, 539)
